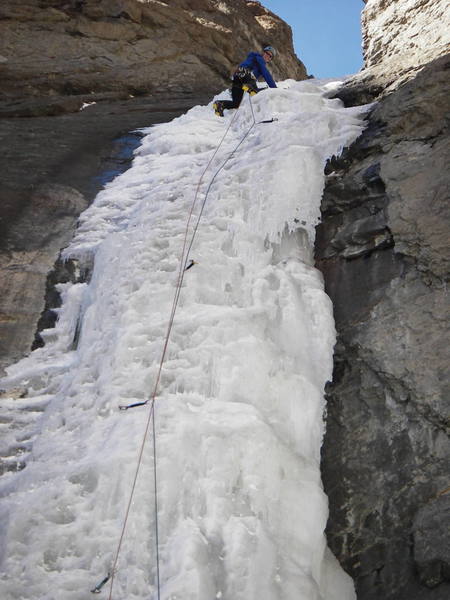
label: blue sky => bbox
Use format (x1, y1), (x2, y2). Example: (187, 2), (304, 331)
(261, 0), (364, 78)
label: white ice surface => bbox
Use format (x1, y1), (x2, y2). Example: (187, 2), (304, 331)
(0, 80), (369, 600)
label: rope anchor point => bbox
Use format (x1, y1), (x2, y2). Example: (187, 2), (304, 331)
(185, 259), (197, 271)
(91, 572), (111, 594)
(119, 400), (149, 411)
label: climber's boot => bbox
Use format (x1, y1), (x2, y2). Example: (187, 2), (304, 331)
(213, 101), (225, 117)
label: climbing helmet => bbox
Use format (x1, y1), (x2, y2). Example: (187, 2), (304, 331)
(263, 46), (277, 59)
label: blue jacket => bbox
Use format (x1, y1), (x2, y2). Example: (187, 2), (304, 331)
(239, 52), (277, 88)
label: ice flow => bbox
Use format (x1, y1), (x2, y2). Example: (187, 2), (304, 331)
(0, 80), (369, 600)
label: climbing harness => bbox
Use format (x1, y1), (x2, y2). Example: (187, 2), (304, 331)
(234, 65), (256, 79)
(101, 94), (268, 599)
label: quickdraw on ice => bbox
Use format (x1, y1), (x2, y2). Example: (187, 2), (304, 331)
(91, 572), (111, 594)
(118, 401), (148, 411)
(184, 259), (197, 271)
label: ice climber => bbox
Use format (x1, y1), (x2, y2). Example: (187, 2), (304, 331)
(213, 45), (277, 117)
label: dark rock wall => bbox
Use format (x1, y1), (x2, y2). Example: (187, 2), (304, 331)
(317, 54), (450, 599)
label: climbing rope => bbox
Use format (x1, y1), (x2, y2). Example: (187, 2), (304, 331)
(118, 109), (240, 413)
(99, 94), (259, 599)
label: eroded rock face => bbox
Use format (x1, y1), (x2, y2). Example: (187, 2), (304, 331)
(362, 0), (449, 71)
(341, 0), (450, 104)
(317, 43), (450, 600)
(413, 493), (450, 589)
(0, 0), (306, 115)
(0, 184), (88, 369)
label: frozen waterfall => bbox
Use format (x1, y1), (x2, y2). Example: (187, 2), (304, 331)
(0, 80), (369, 600)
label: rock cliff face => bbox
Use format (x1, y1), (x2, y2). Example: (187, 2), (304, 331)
(317, 1), (450, 599)
(0, 0), (305, 373)
(341, 0), (450, 103)
(0, 0), (305, 116)
(362, 0), (449, 73)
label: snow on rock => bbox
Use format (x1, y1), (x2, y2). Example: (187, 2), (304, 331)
(0, 80), (369, 600)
